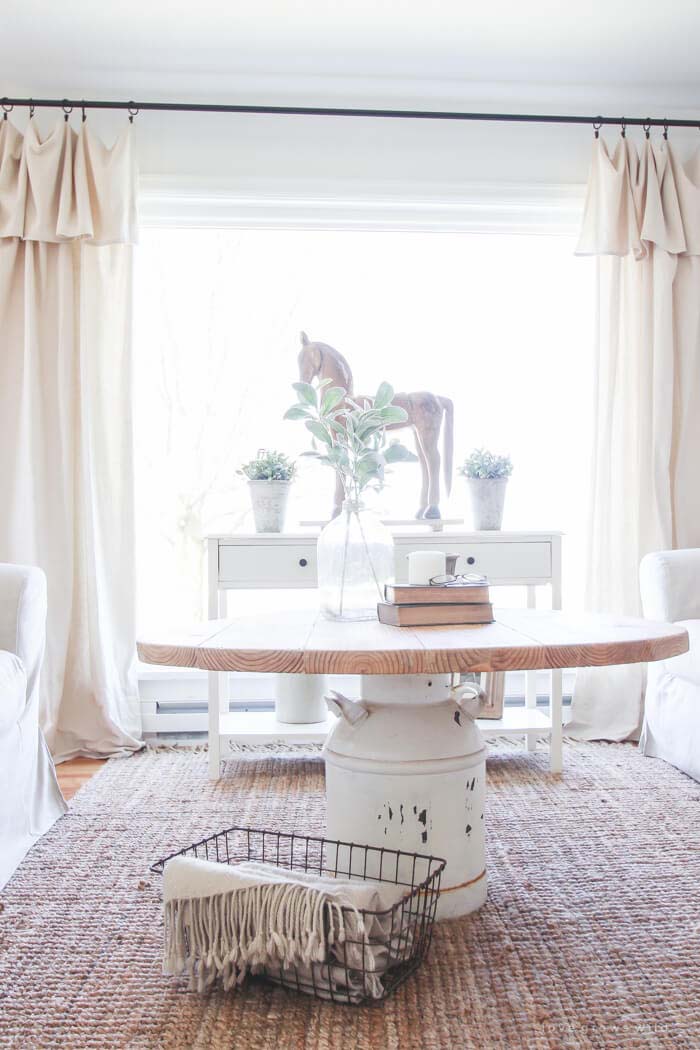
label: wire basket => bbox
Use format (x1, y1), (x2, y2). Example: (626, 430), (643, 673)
(152, 826), (445, 1004)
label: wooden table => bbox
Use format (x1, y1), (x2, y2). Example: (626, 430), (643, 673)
(138, 607), (686, 769)
(138, 609), (686, 918)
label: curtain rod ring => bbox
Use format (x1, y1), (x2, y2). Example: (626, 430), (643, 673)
(663, 120), (669, 141)
(62, 101), (73, 122)
(620, 118), (627, 138)
(643, 120), (651, 139)
(29, 99), (35, 119)
(127, 104), (139, 124)
(81, 101), (87, 123)
(2, 101), (13, 121)
(593, 118), (602, 139)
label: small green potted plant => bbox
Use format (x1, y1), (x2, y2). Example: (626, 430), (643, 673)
(239, 450), (297, 533)
(458, 448), (513, 530)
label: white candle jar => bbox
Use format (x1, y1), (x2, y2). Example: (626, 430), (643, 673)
(407, 550), (446, 585)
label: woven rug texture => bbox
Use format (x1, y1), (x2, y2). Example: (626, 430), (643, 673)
(1, 742), (699, 1050)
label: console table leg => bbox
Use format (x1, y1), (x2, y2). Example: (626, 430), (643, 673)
(525, 585), (538, 752)
(208, 670), (222, 779)
(550, 669), (563, 774)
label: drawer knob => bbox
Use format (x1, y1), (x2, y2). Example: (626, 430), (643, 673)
(467, 556), (476, 565)
(299, 558), (308, 567)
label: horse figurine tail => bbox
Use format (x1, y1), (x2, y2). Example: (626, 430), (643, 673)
(300, 331), (310, 346)
(440, 396), (454, 496)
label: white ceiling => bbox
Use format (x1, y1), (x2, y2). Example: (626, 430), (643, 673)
(3, 0), (700, 110)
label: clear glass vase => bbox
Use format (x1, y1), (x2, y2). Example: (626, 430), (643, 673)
(317, 500), (395, 621)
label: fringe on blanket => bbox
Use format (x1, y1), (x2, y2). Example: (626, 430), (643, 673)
(163, 881), (365, 993)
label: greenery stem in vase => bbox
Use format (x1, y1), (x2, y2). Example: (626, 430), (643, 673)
(284, 380), (417, 620)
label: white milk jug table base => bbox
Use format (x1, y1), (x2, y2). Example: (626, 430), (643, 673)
(138, 609), (687, 919)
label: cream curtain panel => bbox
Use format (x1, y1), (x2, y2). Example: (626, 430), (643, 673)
(569, 137), (700, 739)
(0, 119), (142, 761)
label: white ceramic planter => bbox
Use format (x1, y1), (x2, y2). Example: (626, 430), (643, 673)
(466, 477), (508, 531)
(248, 480), (291, 533)
(275, 674), (328, 724)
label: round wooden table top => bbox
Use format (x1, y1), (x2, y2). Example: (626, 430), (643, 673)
(137, 607), (688, 676)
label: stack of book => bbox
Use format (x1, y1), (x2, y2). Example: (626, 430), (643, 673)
(377, 579), (494, 627)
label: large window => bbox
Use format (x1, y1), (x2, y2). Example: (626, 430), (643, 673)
(134, 225), (594, 628)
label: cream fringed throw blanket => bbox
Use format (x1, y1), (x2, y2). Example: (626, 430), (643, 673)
(163, 856), (407, 1002)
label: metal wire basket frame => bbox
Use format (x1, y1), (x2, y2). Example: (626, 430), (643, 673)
(152, 825), (446, 1004)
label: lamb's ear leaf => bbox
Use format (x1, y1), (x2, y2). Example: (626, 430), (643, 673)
(305, 419), (332, 445)
(355, 420), (384, 442)
(377, 405), (408, 425)
(321, 386), (346, 414)
(284, 404), (312, 420)
(332, 447), (351, 470)
(374, 381), (394, 409)
(384, 442), (418, 463)
(356, 410), (384, 425)
(292, 381), (318, 407)
(347, 396), (373, 413)
(358, 448), (382, 464)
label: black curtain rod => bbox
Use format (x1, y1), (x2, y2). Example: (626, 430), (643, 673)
(1, 96), (700, 129)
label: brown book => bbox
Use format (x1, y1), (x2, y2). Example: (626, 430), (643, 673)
(384, 583), (490, 606)
(377, 601), (494, 627)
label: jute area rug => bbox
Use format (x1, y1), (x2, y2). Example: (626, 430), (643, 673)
(1, 742), (699, 1050)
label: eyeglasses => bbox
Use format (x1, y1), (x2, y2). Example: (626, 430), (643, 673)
(429, 572), (488, 587)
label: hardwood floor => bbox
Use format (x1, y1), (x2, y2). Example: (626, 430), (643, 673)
(56, 757), (107, 801)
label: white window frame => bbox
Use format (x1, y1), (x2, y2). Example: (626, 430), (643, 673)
(138, 174), (585, 235)
(135, 177), (585, 726)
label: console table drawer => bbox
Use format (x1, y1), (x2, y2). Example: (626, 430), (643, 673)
(394, 541), (551, 583)
(219, 543), (317, 586)
(219, 538), (551, 587)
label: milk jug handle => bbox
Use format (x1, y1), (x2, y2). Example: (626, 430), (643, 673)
(325, 691), (370, 725)
(450, 682), (484, 719)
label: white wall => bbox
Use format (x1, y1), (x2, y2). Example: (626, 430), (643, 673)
(132, 108), (595, 186)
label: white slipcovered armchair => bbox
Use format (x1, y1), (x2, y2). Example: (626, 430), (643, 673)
(639, 549), (700, 783)
(0, 564), (66, 887)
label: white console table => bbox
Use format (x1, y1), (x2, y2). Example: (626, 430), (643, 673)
(206, 530), (564, 773)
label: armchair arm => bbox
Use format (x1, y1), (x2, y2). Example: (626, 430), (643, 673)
(640, 549), (700, 624)
(0, 564), (47, 709)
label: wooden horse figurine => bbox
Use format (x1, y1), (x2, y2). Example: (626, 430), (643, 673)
(298, 332), (453, 519)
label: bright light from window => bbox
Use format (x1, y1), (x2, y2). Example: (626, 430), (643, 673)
(133, 227), (594, 626)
